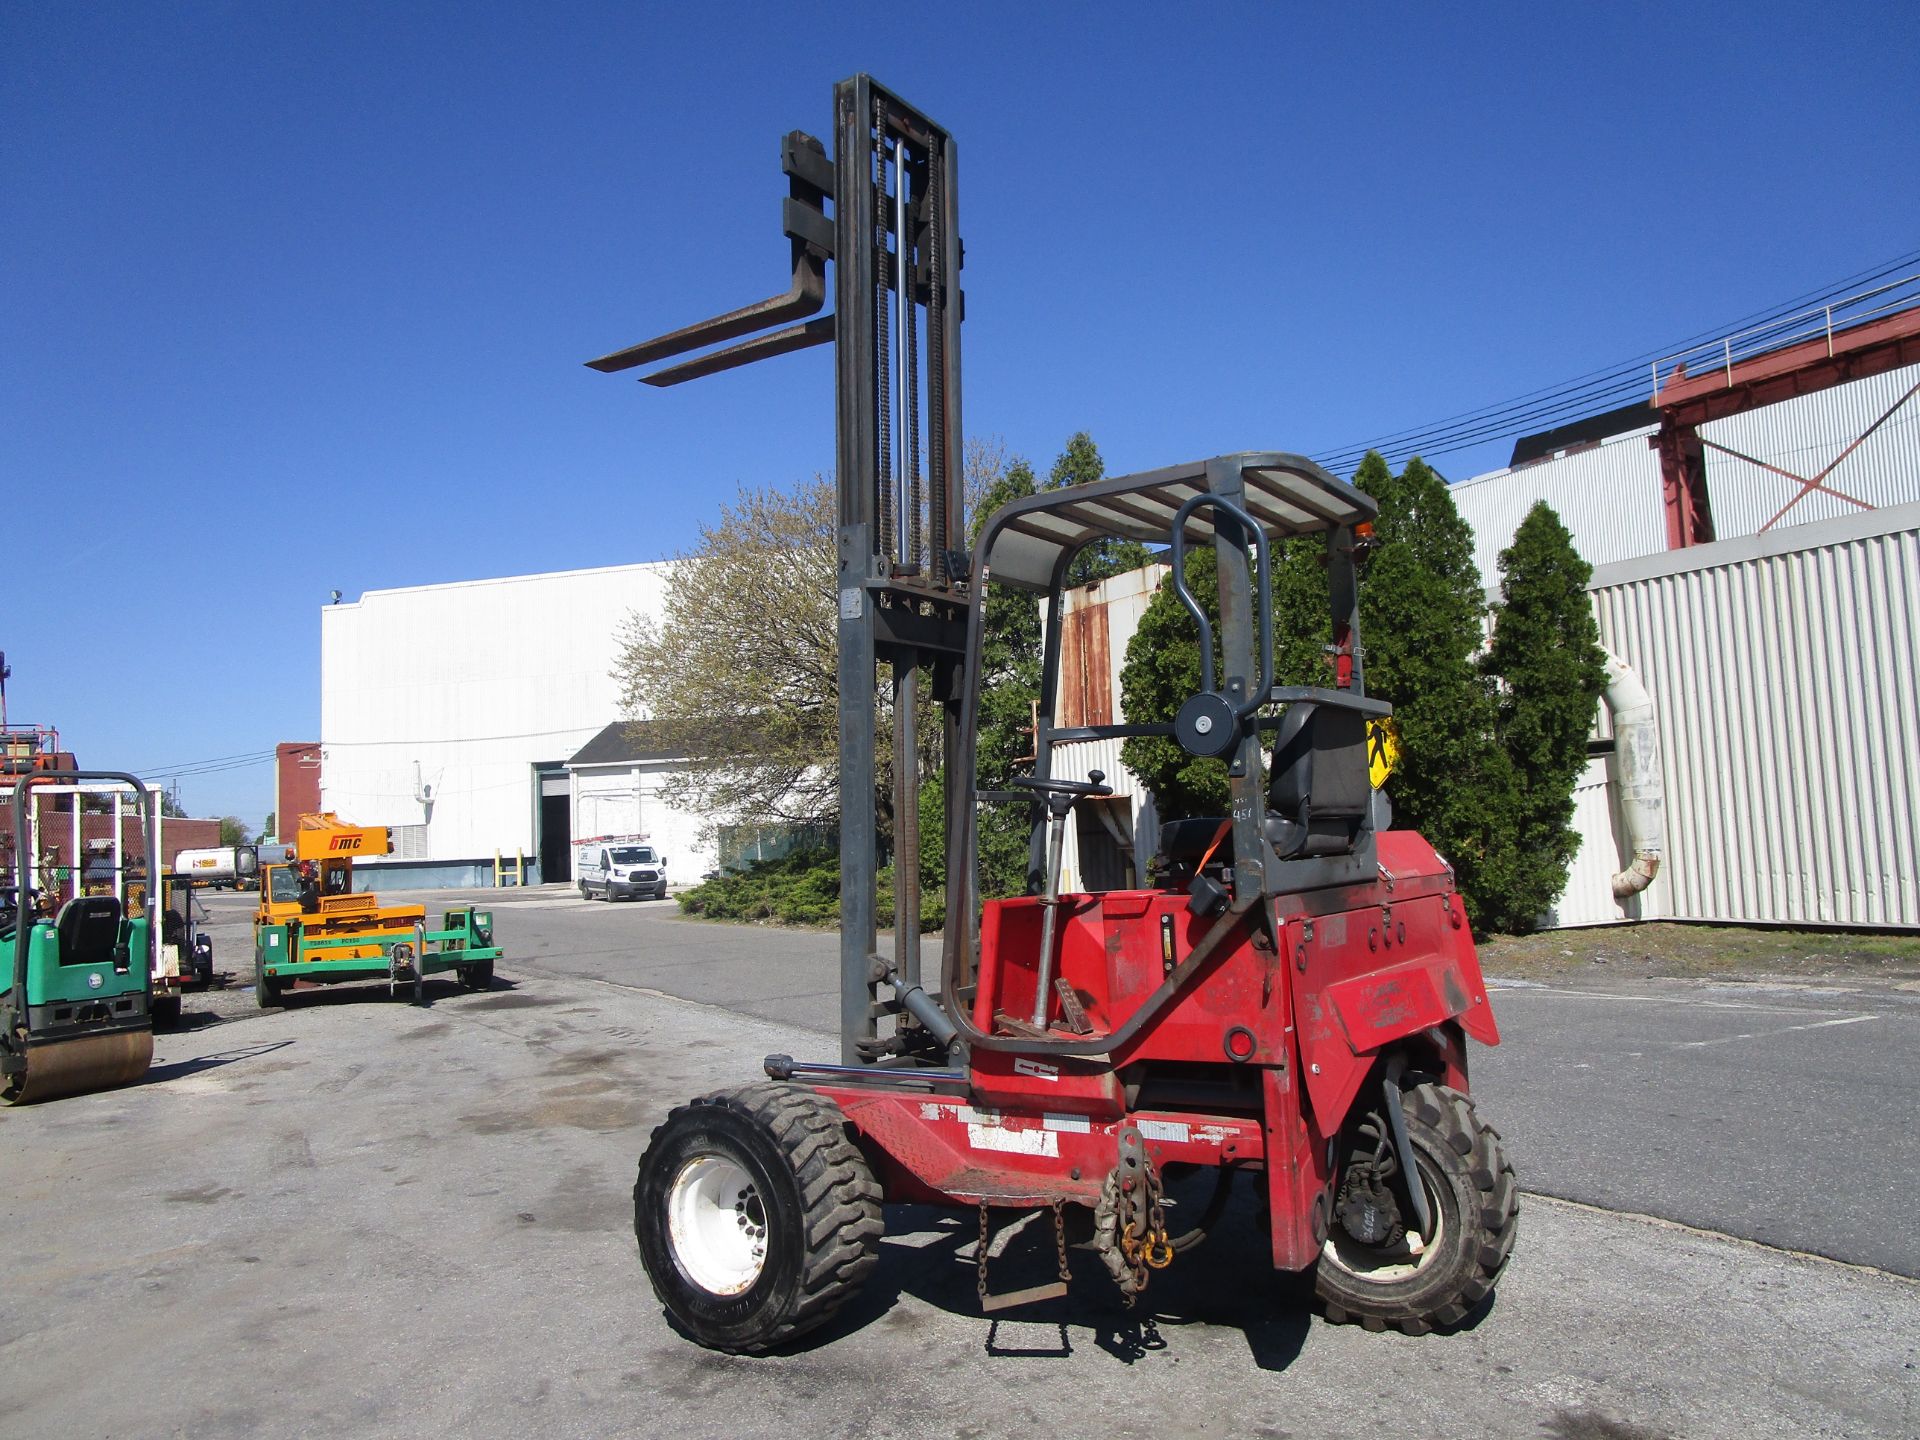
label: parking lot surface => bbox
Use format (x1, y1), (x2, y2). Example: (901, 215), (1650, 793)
(1, 889), (1913, 1438)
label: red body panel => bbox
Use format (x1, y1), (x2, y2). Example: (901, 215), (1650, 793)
(820, 828), (1499, 1275)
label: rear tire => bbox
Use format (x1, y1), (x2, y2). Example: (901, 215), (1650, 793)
(579, 881), (589, 900)
(1315, 1082), (1517, 1335)
(151, 994), (183, 1025)
(255, 959), (283, 1009)
(634, 1084), (882, 1353)
(462, 958), (495, 991)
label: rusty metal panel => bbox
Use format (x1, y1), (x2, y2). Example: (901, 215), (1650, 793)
(1581, 503), (1920, 928)
(1084, 599), (1112, 725)
(1058, 606), (1088, 728)
(1701, 360), (1920, 539)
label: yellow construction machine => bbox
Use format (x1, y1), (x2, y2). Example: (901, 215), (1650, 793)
(253, 814), (499, 1006)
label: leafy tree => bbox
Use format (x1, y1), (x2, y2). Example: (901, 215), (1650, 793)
(613, 472), (849, 829)
(1354, 453), (1512, 925)
(262, 811), (276, 841)
(159, 789), (187, 819)
(1479, 502), (1607, 931)
(966, 455), (1044, 895)
(1270, 533), (1333, 687)
(218, 816), (253, 847)
(1119, 488), (1354, 819)
(1048, 432), (1152, 584)
(616, 443), (1011, 902)
(1119, 551), (1228, 817)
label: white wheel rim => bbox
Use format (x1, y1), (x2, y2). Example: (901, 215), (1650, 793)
(667, 1155), (769, 1296)
(1321, 1168), (1446, 1283)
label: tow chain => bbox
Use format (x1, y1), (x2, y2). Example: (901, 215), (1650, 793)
(1053, 1200), (1073, 1287)
(1097, 1138), (1176, 1306)
(976, 1200), (1074, 1312)
(976, 1201), (990, 1306)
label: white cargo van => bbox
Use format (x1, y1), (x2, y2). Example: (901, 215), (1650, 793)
(573, 836), (668, 902)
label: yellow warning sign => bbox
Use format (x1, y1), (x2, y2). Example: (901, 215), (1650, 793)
(1367, 718), (1400, 789)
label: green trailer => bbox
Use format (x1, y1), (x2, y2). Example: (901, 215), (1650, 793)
(253, 901), (501, 1006)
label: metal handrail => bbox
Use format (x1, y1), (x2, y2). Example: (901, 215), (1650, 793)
(1652, 271), (1920, 402)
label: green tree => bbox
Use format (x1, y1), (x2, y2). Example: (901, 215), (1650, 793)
(262, 811), (276, 841)
(1270, 533), (1333, 687)
(159, 789), (187, 819)
(628, 442), (1017, 927)
(1354, 453), (1512, 926)
(1048, 432), (1152, 584)
(1119, 551), (1229, 817)
(613, 473), (849, 828)
(1121, 482), (1351, 817)
(218, 816), (253, 847)
(967, 455), (1045, 895)
(1479, 502), (1607, 931)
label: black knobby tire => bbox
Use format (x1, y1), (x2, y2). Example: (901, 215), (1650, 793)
(462, 957), (495, 991)
(1315, 1082), (1518, 1335)
(634, 1083), (882, 1354)
(255, 953), (284, 1009)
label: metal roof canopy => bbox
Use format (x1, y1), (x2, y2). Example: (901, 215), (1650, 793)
(978, 451), (1375, 592)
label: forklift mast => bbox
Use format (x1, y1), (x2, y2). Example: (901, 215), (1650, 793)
(590, 76), (967, 1064)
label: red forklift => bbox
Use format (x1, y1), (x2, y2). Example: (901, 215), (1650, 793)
(593, 75), (1515, 1352)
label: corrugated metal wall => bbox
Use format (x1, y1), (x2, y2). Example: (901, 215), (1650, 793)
(1701, 359), (1920, 540)
(1580, 503), (1920, 927)
(1450, 427), (1666, 588)
(1059, 501), (1919, 930)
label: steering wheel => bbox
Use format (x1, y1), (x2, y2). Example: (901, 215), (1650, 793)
(1011, 769), (1114, 815)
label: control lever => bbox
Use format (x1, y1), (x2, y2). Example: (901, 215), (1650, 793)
(1010, 770), (1112, 1027)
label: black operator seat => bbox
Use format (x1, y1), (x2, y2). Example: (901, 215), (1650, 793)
(1265, 702), (1369, 859)
(55, 895), (125, 967)
(1155, 703), (1373, 870)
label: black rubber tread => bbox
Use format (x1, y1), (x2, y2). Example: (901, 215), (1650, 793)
(254, 952), (283, 1009)
(1315, 1082), (1518, 1335)
(461, 957), (495, 991)
(150, 994), (183, 1026)
(634, 1082), (882, 1354)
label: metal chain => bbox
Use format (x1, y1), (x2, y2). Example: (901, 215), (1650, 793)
(1144, 1160), (1174, 1270)
(903, 159), (922, 570)
(1052, 1200), (1071, 1286)
(976, 1200), (990, 1304)
(925, 147), (947, 585)
(872, 96), (892, 558)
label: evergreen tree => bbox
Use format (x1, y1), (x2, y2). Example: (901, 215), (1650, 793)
(1048, 432), (1152, 584)
(969, 457), (1045, 895)
(1354, 453), (1513, 926)
(1270, 533), (1333, 687)
(1480, 502), (1608, 931)
(1119, 552), (1230, 817)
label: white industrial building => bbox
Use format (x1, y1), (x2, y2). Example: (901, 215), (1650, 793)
(1054, 355), (1920, 930)
(318, 559), (719, 888)
(314, 304), (1917, 929)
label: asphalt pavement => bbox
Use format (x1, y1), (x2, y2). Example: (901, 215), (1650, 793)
(384, 885), (1920, 1278)
(3, 939), (1915, 1440)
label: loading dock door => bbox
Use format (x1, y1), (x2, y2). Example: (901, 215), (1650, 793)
(536, 767), (571, 883)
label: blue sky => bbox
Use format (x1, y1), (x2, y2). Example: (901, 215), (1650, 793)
(6, 2), (1916, 823)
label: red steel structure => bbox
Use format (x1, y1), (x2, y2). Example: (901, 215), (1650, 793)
(1652, 298), (1920, 548)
